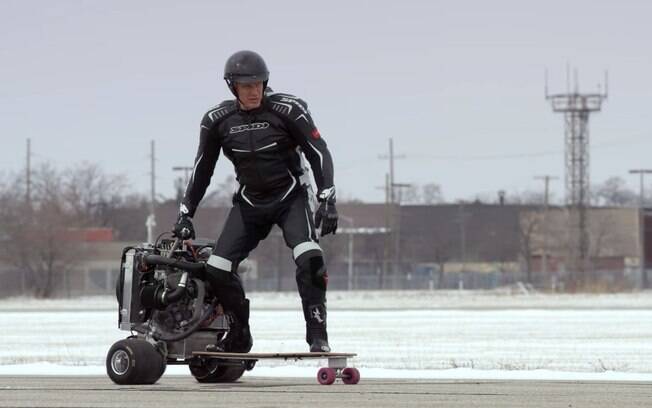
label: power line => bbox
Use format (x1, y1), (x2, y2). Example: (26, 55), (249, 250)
(409, 150), (563, 161)
(338, 134), (652, 175)
(534, 175), (559, 276)
(407, 136), (649, 162)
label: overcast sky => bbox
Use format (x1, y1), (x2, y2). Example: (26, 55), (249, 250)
(2, 0), (651, 204)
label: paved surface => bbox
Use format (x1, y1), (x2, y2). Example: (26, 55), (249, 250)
(0, 376), (651, 407)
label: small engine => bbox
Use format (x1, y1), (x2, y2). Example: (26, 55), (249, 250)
(115, 239), (228, 357)
(108, 237), (250, 385)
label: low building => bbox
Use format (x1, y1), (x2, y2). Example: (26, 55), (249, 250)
(1, 202), (647, 297)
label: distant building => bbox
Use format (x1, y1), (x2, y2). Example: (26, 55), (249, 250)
(1, 202), (647, 297)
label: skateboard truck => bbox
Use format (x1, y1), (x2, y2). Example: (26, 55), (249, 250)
(317, 356), (360, 385)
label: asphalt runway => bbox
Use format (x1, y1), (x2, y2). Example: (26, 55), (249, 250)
(1, 376), (651, 407)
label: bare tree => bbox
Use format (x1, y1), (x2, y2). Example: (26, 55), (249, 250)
(422, 183), (444, 204)
(400, 183), (444, 205)
(0, 165), (84, 297)
(203, 175), (238, 207)
(401, 185), (421, 204)
(62, 162), (128, 226)
(518, 210), (542, 284)
(592, 177), (638, 207)
(0, 163), (129, 297)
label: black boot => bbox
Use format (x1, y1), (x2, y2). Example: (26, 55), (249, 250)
(212, 298), (253, 353)
(204, 263), (252, 353)
(304, 303), (330, 353)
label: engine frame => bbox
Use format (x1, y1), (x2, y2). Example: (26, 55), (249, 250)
(116, 239), (230, 361)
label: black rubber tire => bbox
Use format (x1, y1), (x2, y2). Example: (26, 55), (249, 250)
(189, 360), (246, 383)
(156, 354), (167, 380)
(106, 338), (165, 385)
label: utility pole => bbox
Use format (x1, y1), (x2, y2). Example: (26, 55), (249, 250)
(378, 138), (412, 288)
(339, 215), (355, 291)
(378, 141), (413, 287)
(146, 140), (157, 244)
(534, 175), (558, 207)
(629, 169), (652, 289)
(534, 175), (559, 277)
(378, 173), (390, 289)
(379, 138), (406, 205)
(392, 183), (411, 283)
(25, 138), (32, 205)
(389, 139), (395, 203)
(23, 138), (32, 294)
(172, 166), (194, 186)
(151, 140), (156, 209)
(545, 68), (608, 289)
(172, 165), (193, 203)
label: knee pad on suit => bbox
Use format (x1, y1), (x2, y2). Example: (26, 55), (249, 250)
(296, 253), (328, 293)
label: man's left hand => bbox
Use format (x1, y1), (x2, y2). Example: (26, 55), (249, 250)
(315, 201), (338, 236)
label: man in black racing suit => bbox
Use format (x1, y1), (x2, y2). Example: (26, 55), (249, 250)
(173, 50), (338, 353)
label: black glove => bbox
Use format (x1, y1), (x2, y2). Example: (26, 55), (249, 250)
(173, 214), (195, 240)
(315, 187), (338, 236)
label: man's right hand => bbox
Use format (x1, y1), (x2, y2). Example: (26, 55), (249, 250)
(173, 215), (195, 240)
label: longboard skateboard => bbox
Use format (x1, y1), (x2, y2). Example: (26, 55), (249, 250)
(192, 351), (359, 385)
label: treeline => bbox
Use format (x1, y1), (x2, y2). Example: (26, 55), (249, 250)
(0, 163), (147, 297)
(0, 161), (645, 297)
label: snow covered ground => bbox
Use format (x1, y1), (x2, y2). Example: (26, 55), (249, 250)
(1, 290), (652, 381)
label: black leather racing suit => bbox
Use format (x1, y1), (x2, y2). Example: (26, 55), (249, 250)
(182, 92), (333, 216)
(180, 92), (335, 350)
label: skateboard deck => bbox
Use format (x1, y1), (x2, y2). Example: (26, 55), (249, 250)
(192, 351), (356, 360)
(192, 351), (360, 385)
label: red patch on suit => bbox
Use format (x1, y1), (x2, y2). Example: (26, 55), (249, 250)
(311, 128), (321, 139)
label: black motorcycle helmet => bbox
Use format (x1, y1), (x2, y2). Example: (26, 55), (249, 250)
(223, 50), (269, 97)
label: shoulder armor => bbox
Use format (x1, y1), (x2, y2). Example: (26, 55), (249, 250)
(202, 100), (237, 127)
(267, 92), (310, 118)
